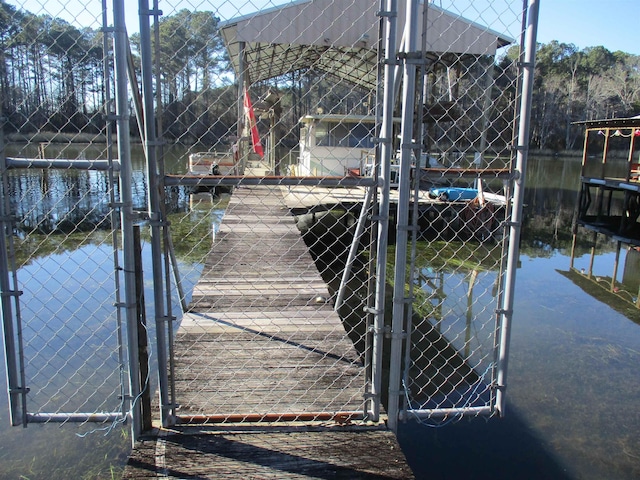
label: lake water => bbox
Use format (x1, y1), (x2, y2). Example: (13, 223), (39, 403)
(0, 152), (639, 479)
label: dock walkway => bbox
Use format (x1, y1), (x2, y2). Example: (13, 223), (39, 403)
(123, 185), (414, 478)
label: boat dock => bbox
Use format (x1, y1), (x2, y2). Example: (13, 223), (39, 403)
(122, 185), (414, 478)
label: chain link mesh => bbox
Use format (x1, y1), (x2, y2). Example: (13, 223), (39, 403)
(0, 0), (527, 428)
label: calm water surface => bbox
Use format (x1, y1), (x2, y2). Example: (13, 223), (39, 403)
(0, 153), (639, 479)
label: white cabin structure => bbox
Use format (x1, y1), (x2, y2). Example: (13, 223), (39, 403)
(296, 114), (377, 177)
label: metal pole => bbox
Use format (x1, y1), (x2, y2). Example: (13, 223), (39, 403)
(371, 0), (398, 423)
(102, 0), (127, 424)
(495, 0), (539, 416)
(113, 0), (142, 442)
(401, 0), (430, 416)
(237, 42), (246, 176)
(388, 0), (420, 433)
(138, 0), (171, 427)
(334, 186), (374, 311)
(0, 116), (25, 426)
(151, 0), (179, 420)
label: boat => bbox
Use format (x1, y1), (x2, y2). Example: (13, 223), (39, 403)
(428, 186), (479, 202)
(188, 151), (239, 193)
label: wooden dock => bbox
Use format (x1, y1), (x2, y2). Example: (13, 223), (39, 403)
(123, 185), (414, 478)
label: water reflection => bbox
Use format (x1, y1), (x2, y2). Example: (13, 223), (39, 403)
(397, 157), (640, 480)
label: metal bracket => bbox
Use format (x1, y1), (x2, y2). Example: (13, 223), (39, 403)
(140, 8), (163, 17)
(127, 211), (149, 221)
(148, 218), (168, 228)
(502, 220), (520, 228)
(393, 295), (414, 304)
(1, 290), (23, 298)
(9, 386), (30, 394)
(374, 136), (392, 145)
(389, 330), (408, 340)
(368, 325), (390, 335)
(388, 388), (406, 397)
(363, 306), (382, 315)
(114, 301), (138, 309)
(376, 10), (397, 18)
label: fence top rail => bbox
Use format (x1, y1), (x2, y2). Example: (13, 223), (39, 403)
(4, 157), (120, 171)
(163, 174), (380, 187)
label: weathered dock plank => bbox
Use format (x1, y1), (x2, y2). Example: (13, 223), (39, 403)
(123, 185), (414, 478)
(123, 427), (414, 479)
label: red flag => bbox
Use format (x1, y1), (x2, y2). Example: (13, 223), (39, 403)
(243, 86), (264, 158)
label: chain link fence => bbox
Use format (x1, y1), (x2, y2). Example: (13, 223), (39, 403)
(0, 0), (535, 438)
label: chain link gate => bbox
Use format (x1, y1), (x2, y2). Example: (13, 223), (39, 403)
(0, 0), (537, 441)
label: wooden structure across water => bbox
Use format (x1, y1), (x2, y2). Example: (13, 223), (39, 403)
(123, 185), (414, 478)
(569, 116), (640, 310)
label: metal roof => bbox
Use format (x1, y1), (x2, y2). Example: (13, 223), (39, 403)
(219, 0), (514, 90)
(574, 115), (640, 129)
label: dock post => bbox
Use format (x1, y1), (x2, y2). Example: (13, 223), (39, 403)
(611, 241), (621, 292)
(588, 232), (597, 279)
(133, 226), (152, 432)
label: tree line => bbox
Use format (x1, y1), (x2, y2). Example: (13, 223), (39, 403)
(1, 1), (639, 151)
(510, 41), (640, 150)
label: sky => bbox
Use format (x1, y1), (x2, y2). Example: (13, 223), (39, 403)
(536, 0), (640, 54)
(7, 0), (640, 55)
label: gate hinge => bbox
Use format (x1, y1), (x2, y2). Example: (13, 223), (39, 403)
(368, 325), (390, 336)
(363, 306), (382, 315)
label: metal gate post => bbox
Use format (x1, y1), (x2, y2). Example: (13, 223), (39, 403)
(138, 0), (172, 427)
(371, 0), (398, 423)
(0, 118), (26, 427)
(495, 0), (539, 416)
(387, 0), (420, 433)
(113, 0), (142, 443)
